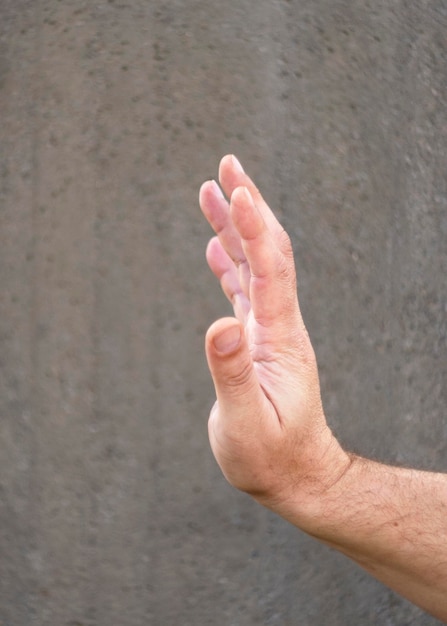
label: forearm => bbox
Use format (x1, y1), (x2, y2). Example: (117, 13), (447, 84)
(276, 453), (447, 621)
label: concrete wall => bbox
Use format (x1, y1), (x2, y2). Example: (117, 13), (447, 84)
(1, 1), (446, 623)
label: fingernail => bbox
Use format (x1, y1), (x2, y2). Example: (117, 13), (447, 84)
(213, 324), (241, 355)
(231, 155), (245, 173)
(210, 179), (225, 199)
(242, 186), (254, 205)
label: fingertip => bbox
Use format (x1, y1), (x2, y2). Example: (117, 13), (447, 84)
(219, 154), (245, 181)
(213, 323), (242, 355)
(205, 236), (225, 271)
(205, 235), (220, 257)
(218, 154), (234, 172)
(200, 179), (224, 204)
(230, 154), (245, 173)
(199, 180), (211, 196)
(199, 180), (211, 210)
(206, 317), (243, 357)
(230, 186), (263, 240)
(231, 185), (254, 206)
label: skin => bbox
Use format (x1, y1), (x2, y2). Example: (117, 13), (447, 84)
(199, 155), (447, 622)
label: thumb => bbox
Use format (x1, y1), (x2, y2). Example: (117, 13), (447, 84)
(205, 318), (264, 419)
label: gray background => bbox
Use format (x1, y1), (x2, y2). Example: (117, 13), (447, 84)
(1, 0), (446, 624)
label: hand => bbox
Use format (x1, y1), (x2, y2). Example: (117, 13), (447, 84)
(200, 155), (350, 516)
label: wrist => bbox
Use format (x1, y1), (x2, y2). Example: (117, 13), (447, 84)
(254, 425), (353, 530)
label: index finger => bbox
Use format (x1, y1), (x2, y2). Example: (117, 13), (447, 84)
(230, 186), (302, 333)
(219, 155), (286, 246)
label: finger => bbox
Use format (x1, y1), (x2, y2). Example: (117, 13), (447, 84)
(218, 155), (285, 244)
(230, 186), (302, 332)
(206, 237), (251, 323)
(199, 179), (245, 264)
(200, 179), (251, 296)
(205, 317), (269, 425)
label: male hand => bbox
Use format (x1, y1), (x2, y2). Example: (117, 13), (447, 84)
(200, 155), (350, 517)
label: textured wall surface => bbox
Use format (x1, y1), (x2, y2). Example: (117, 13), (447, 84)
(0, 1), (446, 624)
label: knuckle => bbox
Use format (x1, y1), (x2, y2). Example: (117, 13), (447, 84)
(225, 358), (254, 391)
(276, 255), (292, 282)
(273, 231), (296, 282)
(278, 228), (293, 257)
(275, 250), (296, 289)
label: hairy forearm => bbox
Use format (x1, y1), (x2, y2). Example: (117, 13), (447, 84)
(276, 453), (447, 621)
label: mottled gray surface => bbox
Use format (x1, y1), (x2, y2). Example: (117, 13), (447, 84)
(0, 1), (446, 624)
